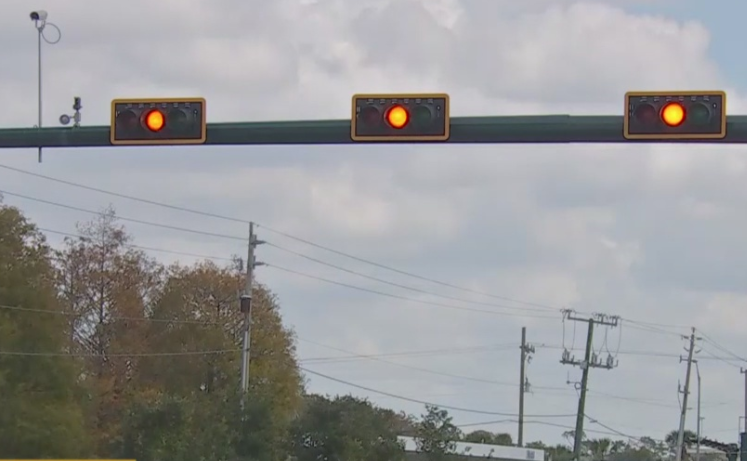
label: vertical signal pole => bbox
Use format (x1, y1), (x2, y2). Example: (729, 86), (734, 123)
(675, 328), (699, 461)
(740, 369), (747, 461)
(742, 369), (747, 434)
(560, 311), (619, 461)
(518, 327), (535, 447)
(239, 222), (264, 408)
(28, 11), (62, 163)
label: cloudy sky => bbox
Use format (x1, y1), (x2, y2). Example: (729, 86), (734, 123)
(2, 0), (747, 448)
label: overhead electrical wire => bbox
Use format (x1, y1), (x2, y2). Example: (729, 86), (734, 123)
(0, 168), (738, 423)
(264, 263), (559, 319)
(455, 418), (646, 439)
(297, 338), (699, 409)
(0, 303), (220, 325)
(0, 167), (698, 332)
(0, 189), (246, 242)
(299, 366), (575, 418)
(300, 344), (511, 363)
(0, 348), (239, 358)
(0, 164), (566, 310)
(299, 337), (522, 387)
(3, 302), (731, 410)
(697, 329), (746, 363)
(39, 227), (235, 262)
(265, 241), (556, 314)
(535, 344), (742, 362)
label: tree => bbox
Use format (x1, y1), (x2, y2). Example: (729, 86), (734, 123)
(666, 429), (698, 458)
(134, 259), (304, 461)
(378, 408), (418, 436)
(584, 438), (613, 461)
(415, 405), (462, 461)
(0, 202), (91, 457)
(290, 394), (405, 461)
(117, 390), (245, 461)
(463, 430), (513, 445)
(138, 261), (304, 424)
(608, 445), (661, 461)
(545, 445), (574, 461)
(56, 209), (162, 454)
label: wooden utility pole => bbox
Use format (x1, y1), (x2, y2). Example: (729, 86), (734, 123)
(560, 311), (619, 461)
(675, 328), (699, 461)
(239, 222), (264, 408)
(518, 327), (534, 447)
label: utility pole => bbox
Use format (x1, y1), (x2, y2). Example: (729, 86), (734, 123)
(239, 222), (264, 407)
(740, 369), (747, 461)
(695, 360), (701, 461)
(560, 310), (620, 461)
(518, 327), (535, 447)
(675, 328), (699, 461)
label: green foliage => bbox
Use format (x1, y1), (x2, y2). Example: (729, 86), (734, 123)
(118, 391), (238, 461)
(290, 394), (405, 461)
(0, 203), (92, 457)
(542, 443), (574, 461)
(415, 405), (462, 461)
(463, 430), (513, 445)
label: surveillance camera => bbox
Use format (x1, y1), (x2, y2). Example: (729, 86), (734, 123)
(30, 10), (47, 21)
(59, 114), (70, 125)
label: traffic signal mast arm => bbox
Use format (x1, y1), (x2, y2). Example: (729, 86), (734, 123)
(4, 115), (747, 149)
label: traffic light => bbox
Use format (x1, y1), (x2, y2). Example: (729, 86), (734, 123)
(351, 93), (450, 141)
(110, 97), (207, 145)
(624, 91), (726, 140)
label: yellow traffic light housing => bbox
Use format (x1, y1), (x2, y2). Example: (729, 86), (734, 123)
(624, 91), (726, 140)
(351, 93), (450, 141)
(110, 97), (207, 146)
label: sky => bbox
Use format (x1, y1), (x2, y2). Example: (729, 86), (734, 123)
(1, 0), (746, 449)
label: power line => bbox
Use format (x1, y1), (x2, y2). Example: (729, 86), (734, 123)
(537, 344), (743, 363)
(585, 413), (661, 443)
(0, 348), (239, 357)
(698, 329), (746, 363)
(0, 189), (246, 242)
(457, 418), (648, 439)
(0, 172), (696, 333)
(0, 164), (561, 310)
(0, 303), (220, 325)
(299, 337), (522, 387)
(300, 343), (517, 363)
(0, 163), (250, 224)
(265, 263), (559, 320)
(299, 366), (576, 418)
(39, 227), (234, 262)
(4, 301), (731, 410)
(266, 242), (556, 314)
(300, 338), (721, 409)
(34, 227), (554, 322)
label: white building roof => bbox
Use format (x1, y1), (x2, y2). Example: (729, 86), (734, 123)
(398, 436), (545, 461)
